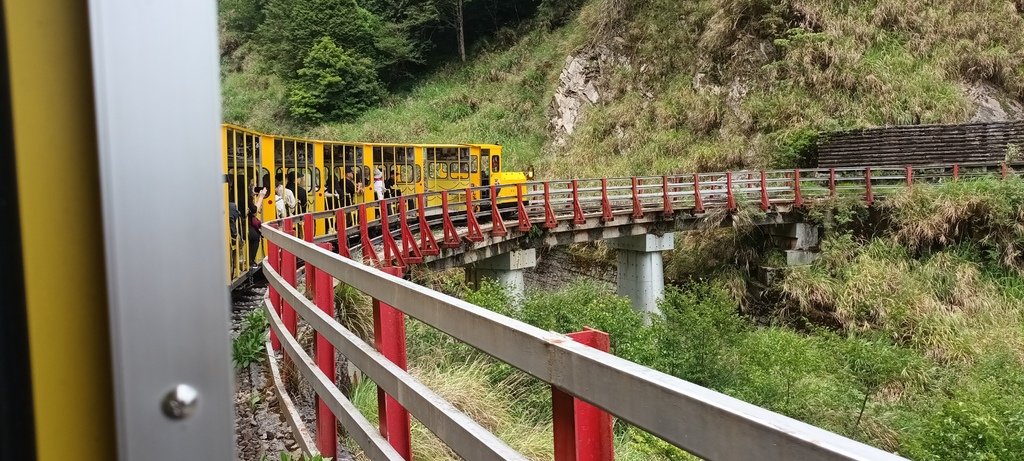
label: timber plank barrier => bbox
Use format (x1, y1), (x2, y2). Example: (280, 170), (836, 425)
(817, 121), (1024, 168)
(259, 162), (1024, 460)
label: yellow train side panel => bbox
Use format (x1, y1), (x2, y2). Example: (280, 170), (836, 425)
(313, 141), (325, 235)
(4, 1), (117, 459)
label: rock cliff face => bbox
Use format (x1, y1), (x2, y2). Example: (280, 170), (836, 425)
(966, 82), (1024, 122)
(549, 45), (626, 147)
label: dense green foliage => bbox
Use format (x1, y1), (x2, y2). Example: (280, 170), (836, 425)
(287, 37), (384, 123)
(221, 0), (1024, 175)
(221, 0), (571, 126)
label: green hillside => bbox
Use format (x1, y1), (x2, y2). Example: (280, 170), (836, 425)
(223, 0), (1024, 177)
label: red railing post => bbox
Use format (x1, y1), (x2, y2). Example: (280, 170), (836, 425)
(865, 168), (874, 206)
(440, 191), (460, 248)
(726, 171), (736, 211)
(571, 180), (586, 225)
(793, 169), (803, 208)
(661, 176), (673, 216)
(630, 177), (643, 219)
(313, 245), (337, 459)
(416, 193), (440, 256)
(398, 199), (421, 264)
(759, 171), (770, 211)
(304, 213), (316, 298)
(373, 266), (411, 460)
(552, 328), (613, 461)
(358, 204), (381, 267)
(906, 165), (914, 187)
(335, 209), (350, 259)
(600, 178), (614, 222)
(490, 183), (507, 237)
(266, 240), (281, 351)
(953, 163), (960, 181)
(379, 199), (405, 268)
(543, 182), (558, 229)
(829, 168), (836, 197)
(517, 184), (532, 232)
(693, 173), (704, 213)
(464, 187), (484, 242)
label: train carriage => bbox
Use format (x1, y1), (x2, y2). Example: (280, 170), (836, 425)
(222, 124), (526, 287)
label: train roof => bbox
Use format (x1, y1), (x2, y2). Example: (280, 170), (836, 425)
(222, 123), (493, 149)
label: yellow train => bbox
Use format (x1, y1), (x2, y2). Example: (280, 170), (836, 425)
(223, 124), (529, 287)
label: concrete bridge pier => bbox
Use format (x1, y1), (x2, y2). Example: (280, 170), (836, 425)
(608, 233), (675, 318)
(767, 222), (820, 266)
(466, 248), (537, 300)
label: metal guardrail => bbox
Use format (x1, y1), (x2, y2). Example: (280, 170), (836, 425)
(260, 161), (1021, 460)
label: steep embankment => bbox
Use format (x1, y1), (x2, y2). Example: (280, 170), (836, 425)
(224, 0), (1024, 177)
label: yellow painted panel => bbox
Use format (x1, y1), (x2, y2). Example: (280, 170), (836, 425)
(3, 1), (116, 460)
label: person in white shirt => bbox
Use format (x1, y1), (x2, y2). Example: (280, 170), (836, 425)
(275, 173), (297, 217)
(372, 169), (385, 202)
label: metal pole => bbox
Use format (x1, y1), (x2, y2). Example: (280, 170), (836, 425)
(553, 328), (614, 461)
(313, 249), (337, 459)
(373, 266), (412, 459)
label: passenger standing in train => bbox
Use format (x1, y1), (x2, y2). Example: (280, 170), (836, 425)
(248, 186), (267, 268)
(288, 172), (307, 214)
(275, 173), (296, 217)
(385, 169), (401, 199)
(343, 171), (357, 207)
(373, 169), (385, 202)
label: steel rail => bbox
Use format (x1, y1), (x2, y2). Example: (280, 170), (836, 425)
(263, 262), (527, 460)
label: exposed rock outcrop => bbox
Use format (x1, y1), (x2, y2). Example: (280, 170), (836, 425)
(966, 82), (1024, 122)
(549, 46), (627, 146)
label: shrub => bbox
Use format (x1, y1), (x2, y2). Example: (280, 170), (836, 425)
(885, 177), (1024, 272)
(232, 309), (269, 369)
(655, 283), (745, 387)
(287, 37), (385, 124)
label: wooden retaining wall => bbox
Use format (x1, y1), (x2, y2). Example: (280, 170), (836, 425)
(816, 121), (1024, 167)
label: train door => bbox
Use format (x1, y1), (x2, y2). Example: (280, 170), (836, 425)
(224, 127), (269, 282)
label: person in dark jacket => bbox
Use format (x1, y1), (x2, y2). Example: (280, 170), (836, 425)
(247, 186), (267, 268)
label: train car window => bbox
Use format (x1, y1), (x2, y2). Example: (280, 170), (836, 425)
(260, 168), (271, 189)
(491, 155), (500, 172)
(470, 156), (479, 173)
(436, 162), (448, 179)
(460, 162), (470, 174)
(415, 165), (422, 182)
(307, 167), (320, 192)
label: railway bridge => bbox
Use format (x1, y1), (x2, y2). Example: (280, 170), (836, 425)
(259, 161), (1008, 461)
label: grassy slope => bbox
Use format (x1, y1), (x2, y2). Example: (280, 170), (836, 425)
(223, 0), (1024, 177)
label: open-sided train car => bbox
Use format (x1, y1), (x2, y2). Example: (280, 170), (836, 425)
(222, 124), (527, 287)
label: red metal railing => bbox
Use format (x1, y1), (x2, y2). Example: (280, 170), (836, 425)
(259, 161), (1018, 460)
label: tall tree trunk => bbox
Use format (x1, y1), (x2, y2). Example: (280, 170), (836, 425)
(456, 0), (466, 62)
